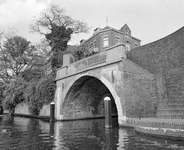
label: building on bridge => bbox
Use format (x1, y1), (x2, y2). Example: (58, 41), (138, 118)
(79, 24), (141, 55)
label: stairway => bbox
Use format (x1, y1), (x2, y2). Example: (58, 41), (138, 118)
(157, 76), (184, 119)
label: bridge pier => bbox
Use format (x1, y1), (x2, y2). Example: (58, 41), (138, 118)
(50, 102), (55, 122)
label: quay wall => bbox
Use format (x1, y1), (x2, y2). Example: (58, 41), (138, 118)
(125, 118), (184, 140)
(14, 102), (50, 117)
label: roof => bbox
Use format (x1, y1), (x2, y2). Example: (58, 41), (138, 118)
(102, 26), (111, 30)
(81, 24), (141, 43)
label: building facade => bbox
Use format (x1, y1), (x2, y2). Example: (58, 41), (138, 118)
(80, 24), (141, 54)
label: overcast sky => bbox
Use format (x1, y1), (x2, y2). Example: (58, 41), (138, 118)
(0, 0), (184, 46)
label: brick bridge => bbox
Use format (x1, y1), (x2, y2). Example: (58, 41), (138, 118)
(55, 44), (158, 126)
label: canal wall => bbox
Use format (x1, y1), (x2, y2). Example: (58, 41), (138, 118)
(125, 118), (184, 140)
(14, 102), (50, 118)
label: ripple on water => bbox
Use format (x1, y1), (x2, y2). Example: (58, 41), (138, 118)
(1, 116), (184, 150)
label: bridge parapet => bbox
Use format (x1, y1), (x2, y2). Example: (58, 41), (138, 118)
(56, 44), (126, 80)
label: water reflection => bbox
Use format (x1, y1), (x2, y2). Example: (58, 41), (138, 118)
(0, 115), (55, 150)
(1, 115), (184, 150)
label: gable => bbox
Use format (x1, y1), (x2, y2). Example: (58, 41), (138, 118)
(120, 24), (131, 36)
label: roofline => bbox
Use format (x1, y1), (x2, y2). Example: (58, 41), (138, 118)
(83, 28), (112, 43)
(82, 27), (141, 44)
(131, 36), (141, 42)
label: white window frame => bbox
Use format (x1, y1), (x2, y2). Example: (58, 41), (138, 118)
(125, 41), (131, 51)
(103, 36), (109, 47)
(93, 40), (97, 48)
(115, 36), (120, 45)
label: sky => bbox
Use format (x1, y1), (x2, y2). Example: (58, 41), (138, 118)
(0, 0), (184, 46)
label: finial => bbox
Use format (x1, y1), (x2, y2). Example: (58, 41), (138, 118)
(106, 16), (108, 26)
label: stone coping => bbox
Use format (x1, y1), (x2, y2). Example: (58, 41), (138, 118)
(127, 118), (184, 124)
(124, 118), (184, 140)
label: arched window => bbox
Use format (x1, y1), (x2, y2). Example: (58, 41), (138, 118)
(125, 41), (131, 51)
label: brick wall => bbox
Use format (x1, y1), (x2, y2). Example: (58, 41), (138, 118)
(129, 27), (184, 74)
(122, 59), (158, 118)
(129, 26), (184, 119)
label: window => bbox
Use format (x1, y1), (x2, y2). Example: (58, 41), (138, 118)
(125, 41), (131, 51)
(89, 43), (93, 54)
(103, 36), (109, 47)
(93, 40), (99, 53)
(115, 37), (120, 45)
(93, 41), (97, 48)
(134, 43), (138, 47)
(125, 28), (129, 36)
(89, 43), (93, 49)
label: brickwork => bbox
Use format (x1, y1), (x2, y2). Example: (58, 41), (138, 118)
(129, 27), (184, 74)
(122, 59), (158, 118)
(129, 26), (184, 119)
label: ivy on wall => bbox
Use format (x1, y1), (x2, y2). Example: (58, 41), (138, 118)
(24, 77), (56, 116)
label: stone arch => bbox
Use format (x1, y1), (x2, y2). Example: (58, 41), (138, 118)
(62, 74), (125, 124)
(63, 74), (88, 100)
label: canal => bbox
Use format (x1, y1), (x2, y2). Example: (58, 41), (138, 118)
(0, 115), (184, 150)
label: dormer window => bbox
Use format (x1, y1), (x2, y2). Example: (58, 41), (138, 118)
(103, 36), (109, 47)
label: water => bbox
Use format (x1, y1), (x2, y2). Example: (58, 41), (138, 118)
(0, 115), (184, 150)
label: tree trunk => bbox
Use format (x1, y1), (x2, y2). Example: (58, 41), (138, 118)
(9, 108), (15, 117)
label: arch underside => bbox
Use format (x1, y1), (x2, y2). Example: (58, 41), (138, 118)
(62, 76), (118, 120)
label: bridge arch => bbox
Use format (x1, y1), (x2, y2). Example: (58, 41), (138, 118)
(61, 74), (125, 124)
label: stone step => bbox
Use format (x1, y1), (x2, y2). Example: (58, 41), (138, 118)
(157, 114), (184, 119)
(168, 91), (183, 95)
(157, 109), (184, 113)
(166, 85), (179, 88)
(157, 111), (184, 117)
(166, 82), (181, 86)
(168, 95), (184, 99)
(158, 104), (184, 109)
(167, 87), (181, 91)
(165, 100), (184, 104)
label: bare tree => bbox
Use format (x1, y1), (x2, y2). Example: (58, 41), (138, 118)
(30, 5), (88, 35)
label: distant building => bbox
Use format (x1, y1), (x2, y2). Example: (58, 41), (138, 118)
(80, 24), (141, 54)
